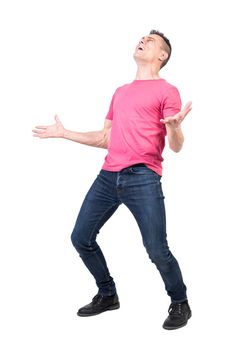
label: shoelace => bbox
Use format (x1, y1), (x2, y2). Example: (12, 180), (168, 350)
(168, 303), (183, 315)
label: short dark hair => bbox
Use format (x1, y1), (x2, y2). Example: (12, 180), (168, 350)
(149, 29), (171, 68)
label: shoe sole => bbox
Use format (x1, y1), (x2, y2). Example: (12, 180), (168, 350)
(77, 302), (120, 317)
(163, 313), (192, 330)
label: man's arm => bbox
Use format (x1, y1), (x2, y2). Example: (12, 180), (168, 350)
(165, 125), (184, 153)
(160, 102), (192, 153)
(32, 116), (112, 149)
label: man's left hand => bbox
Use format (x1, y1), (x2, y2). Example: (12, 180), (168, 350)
(160, 101), (192, 129)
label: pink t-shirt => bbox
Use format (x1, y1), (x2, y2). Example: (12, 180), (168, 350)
(102, 79), (181, 176)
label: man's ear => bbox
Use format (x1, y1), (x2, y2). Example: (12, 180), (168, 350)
(159, 50), (169, 63)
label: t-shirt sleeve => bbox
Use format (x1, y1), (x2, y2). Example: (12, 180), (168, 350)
(162, 86), (182, 118)
(105, 93), (115, 121)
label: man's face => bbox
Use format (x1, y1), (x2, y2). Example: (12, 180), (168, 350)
(134, 34), (165, 65)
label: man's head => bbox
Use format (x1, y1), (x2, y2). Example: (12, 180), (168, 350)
(134, 29), (171, 69)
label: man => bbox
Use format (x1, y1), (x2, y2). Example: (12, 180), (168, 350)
(33, 30), (192, 330)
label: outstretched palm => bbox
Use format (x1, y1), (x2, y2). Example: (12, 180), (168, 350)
(33, 115), (65, 138)
(160, 101), (192, 129)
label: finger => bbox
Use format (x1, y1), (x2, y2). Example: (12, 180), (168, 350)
(164, 116), (178, 123)
(160, 117), (175, 124)
(33, 133), (44, 137)
(32, 129), (45, 134)
(183, 101), (192, 110)
(55, 115), (61, 123)
(178, 105), (192, 121)
(160, 118), (173, 124)
(181, 108), (192, 120)
(181, 102), (192, 115)
(34, 126), (47, 129)
(177, 113), (186, 122)
(183, 105), (192, 114)
(162, 115), (174, 122)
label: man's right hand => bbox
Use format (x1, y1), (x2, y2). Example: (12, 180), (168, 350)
(32, 115), (65, 138)
(33, 117), (112, 149)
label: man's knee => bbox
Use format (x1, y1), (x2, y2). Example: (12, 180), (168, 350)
(71, 227), (84, 251)
(71, 225), (97, 254)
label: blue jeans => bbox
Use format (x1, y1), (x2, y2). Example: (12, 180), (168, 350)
(71, 165), (187, 303)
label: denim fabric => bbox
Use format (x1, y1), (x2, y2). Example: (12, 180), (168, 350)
(71, 166), (187, 303)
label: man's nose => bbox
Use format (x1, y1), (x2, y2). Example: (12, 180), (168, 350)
(140, 36), (148, 45)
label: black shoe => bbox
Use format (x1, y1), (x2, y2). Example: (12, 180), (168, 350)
(162, 300), (192, 330)
(77, 294), (120, 317)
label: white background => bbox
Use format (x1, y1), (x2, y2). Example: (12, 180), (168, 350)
(0, 0), (233, 349)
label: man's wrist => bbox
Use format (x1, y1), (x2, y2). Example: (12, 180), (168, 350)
(167, 124), (182, 132)
(62, 129), (68, 139)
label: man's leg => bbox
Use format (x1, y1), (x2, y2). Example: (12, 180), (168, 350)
(118, 165), (191, 328)
(119, 166), (187, 302)
(71, 170), (120, 297)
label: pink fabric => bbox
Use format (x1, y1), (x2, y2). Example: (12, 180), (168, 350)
(102, 79), (181, 175)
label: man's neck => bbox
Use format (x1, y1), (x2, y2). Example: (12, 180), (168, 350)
(135, 65), (161, 80)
